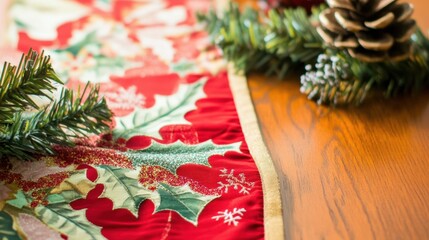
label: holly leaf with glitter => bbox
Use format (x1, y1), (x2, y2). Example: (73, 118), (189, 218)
(0, 211), (20, 240)
(93, 165), (156, 217)
(123, 140), (241, 174)
(155, 183), (218, 226)
(113, 78), (207, 139)
(35, 191), (103, 239)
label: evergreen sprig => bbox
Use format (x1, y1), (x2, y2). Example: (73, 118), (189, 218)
(301, 30), (429, 105)
(300, 51), (361, 105)
(199, 3), (429, 105)
(0, 50), (112, 160)
(197, 3), (325, 78)
(0, 50), (61, 122)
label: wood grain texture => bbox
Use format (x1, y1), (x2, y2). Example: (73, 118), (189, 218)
(236, 0), (429, 239)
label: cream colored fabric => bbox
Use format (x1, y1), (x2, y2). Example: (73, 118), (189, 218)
(228, 65), (285, 240)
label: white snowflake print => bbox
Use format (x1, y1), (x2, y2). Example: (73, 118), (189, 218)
(211, 208), (246, 227)
(103, 85), (146, 110)
(217, 168), (255, 195)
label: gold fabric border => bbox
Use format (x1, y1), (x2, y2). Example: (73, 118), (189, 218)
(227, 65), (285, 240)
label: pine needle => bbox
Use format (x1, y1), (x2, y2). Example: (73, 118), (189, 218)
(198, 3), (429, 105)
(0, 50), (112, 160)
(197, 3), (325, 78)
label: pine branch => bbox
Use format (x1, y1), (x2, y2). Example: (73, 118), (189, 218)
(0, 51), (112, 160)
(299, 51), (373, 105)
(300, 30), (429, 105)
(0, 83), (112, 160)
(199, 3), (429, 105)
(373, 29), (429, 97)
(0, 50), (61, 123)
(198, 3), (325, 78)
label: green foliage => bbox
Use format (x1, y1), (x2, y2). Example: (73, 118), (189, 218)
(155, 183), (218, 225)
(0, 50), (61, 122)
(124, 140), (241, 174)
(36, 193), (103, 239)
(197, 3), (325, 78)
(93, 165), (219, 223)
(367, 29), (429, 98)
(0, 210), (21, 240)
(199, 3), (429, 105)
(302, 30), (429, 105)
(300, 51), (364, 105)
(0, 50), (112, 160)
(95, 165), (151, 216)
(113, 78), (207, 139)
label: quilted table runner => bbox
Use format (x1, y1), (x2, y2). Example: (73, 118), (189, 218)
(0, 0), (283, 239)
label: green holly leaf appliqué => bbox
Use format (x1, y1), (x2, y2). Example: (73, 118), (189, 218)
(123, 140), (241, 174)
(155, 183), (218, 226)
(113, 78), (208, 139)
(6, 190), (30, 210)
(94, 165), (156, 217)
(34, 170), (103, 239)
(0, 211), (20, 240)
(91, 165), (220, 225)
(35, 199), (104, 240)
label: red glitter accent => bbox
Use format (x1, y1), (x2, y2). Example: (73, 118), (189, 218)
(139, 166), (218, 195)
(0, 157), (70, 193)
(30, 201), (38, 208)
(18, 172), (70, 192)
(95, 134), (128, 151)
(52, 145), (133, 169)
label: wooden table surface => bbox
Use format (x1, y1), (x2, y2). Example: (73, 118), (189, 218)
(238, 0), (429, 239)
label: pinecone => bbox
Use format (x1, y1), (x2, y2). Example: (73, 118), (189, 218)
(317, 0), (417, 62)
